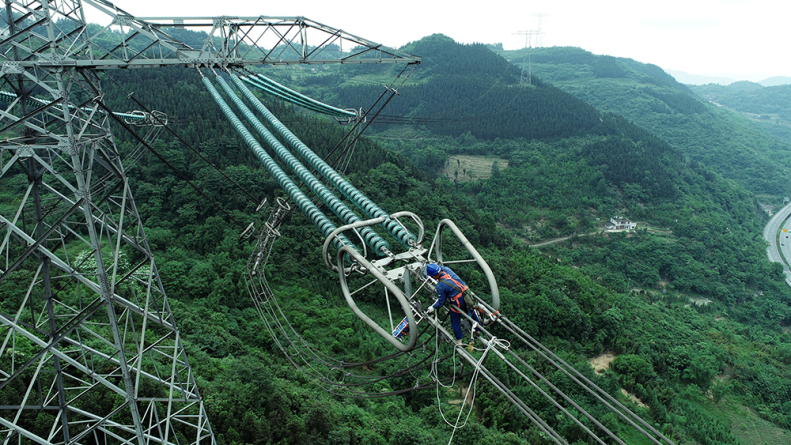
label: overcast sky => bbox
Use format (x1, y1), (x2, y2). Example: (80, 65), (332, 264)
(93, 0), (788, 82)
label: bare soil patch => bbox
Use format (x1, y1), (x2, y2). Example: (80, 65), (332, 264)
(589, 352), (616, 374)
(448, 386), (475, 407)
(620, 389), (648, 408)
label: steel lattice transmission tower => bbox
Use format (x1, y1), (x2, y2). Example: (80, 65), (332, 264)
(532, 13), (549, 48)
(0, 1), (419, 444)
(512, 29), (540, 85)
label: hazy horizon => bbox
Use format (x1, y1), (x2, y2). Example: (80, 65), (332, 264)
(82, 0), (790, 81)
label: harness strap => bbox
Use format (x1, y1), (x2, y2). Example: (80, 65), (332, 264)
(438, 271), (469, 314)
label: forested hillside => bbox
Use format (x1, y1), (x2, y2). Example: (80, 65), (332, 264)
(4, 31), (791, 445)
(488, 46), (791, 199)
(689, 82), (791, 144)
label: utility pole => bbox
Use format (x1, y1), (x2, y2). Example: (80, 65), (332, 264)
(0, 2), (419, 444)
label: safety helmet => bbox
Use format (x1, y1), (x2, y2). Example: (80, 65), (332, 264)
(425, 263), (441, 277)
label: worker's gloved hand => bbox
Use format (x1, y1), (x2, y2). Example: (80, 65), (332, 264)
(426, 306), (435, 315)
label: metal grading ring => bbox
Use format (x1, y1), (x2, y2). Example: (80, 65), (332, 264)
(336, 245), (417, 352)
(265, 222), (281, 238)
(428, 218), (500, 315)
(276, 196), (291, 211)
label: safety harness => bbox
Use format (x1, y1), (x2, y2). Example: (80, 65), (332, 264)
(437, 271), (469, 314)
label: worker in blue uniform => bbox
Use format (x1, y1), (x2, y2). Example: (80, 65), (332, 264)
(424, 263), (480, 345)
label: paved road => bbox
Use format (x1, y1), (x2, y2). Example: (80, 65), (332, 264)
(763, 202), (791, 285)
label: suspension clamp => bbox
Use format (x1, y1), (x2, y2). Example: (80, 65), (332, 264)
(240, 222), (255, 239)
(256, 197), (268, 212)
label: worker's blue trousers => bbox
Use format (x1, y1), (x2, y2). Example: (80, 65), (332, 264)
(450, 307), (481, 340)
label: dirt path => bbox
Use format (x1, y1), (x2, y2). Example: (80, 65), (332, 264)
(529, 235), (574, 247)
(528, 231), (604, 247)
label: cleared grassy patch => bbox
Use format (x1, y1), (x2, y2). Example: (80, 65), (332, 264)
(693, 399), (791, 445)
(728, 404), (791, 445)
(441, 155), (509, 182)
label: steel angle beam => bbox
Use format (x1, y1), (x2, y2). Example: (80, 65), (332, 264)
(1, 0), (419, 70)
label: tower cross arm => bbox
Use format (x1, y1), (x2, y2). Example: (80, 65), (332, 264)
(2, 1), (420, 70)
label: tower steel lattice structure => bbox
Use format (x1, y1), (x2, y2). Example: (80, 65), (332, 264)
(0, 1), (420, 444)
(532, 13), (549, 48)
(513, 29), (540, 85)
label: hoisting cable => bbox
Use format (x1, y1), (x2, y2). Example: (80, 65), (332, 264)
(103, 73), (262, 207)
(199, 71), (354, 252)
(93, 99), (248, 230)
(444, 303), (638, 445)
(214, 72), (390, 256)
(228, 69), (417, 248)
(425, 311), (568, 445)
(470, 299), (674, 444)
(249, 269), (470, 397)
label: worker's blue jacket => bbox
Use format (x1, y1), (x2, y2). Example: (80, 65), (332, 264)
(431, 266), (469, 313)
(430, 265), (479, 341)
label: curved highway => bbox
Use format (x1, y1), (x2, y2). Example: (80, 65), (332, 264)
(763, 201), (791, 286)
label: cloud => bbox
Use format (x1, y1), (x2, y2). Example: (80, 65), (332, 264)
(641, 18), (720, 30)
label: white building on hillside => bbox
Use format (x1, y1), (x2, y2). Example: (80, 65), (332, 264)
(605, 216), (636, 231)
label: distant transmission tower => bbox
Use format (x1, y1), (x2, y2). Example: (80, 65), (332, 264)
(532, 13), (550, 47)
(0, 1), (418, 444)
(512, 29), (540, 85)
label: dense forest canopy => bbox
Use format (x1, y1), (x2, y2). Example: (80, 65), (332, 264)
(3, 28), (791, 445)
(689, 82), (791, 145)
(484, 45), (791, 198)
